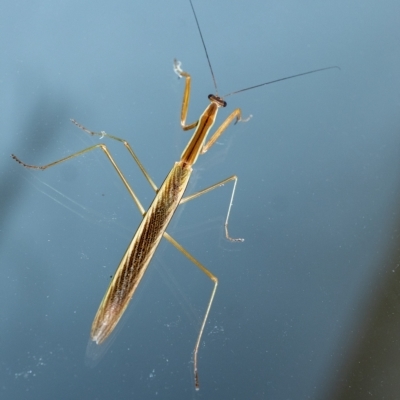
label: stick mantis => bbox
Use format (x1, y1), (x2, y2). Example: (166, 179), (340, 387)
(11, 0), (338, 389)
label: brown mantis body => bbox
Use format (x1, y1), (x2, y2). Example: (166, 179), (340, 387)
(87, 61), (247, 389)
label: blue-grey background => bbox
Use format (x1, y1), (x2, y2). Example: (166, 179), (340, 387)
(1, 0), (400, 399)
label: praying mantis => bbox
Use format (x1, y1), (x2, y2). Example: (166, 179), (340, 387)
(11, 0), (338, 389)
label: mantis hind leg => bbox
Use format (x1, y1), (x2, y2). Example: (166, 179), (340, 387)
(163, 231), (218, 390)
(12, 119), (159, 216)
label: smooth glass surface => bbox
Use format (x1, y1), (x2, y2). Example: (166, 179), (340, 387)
(1, 0), (400, 398)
